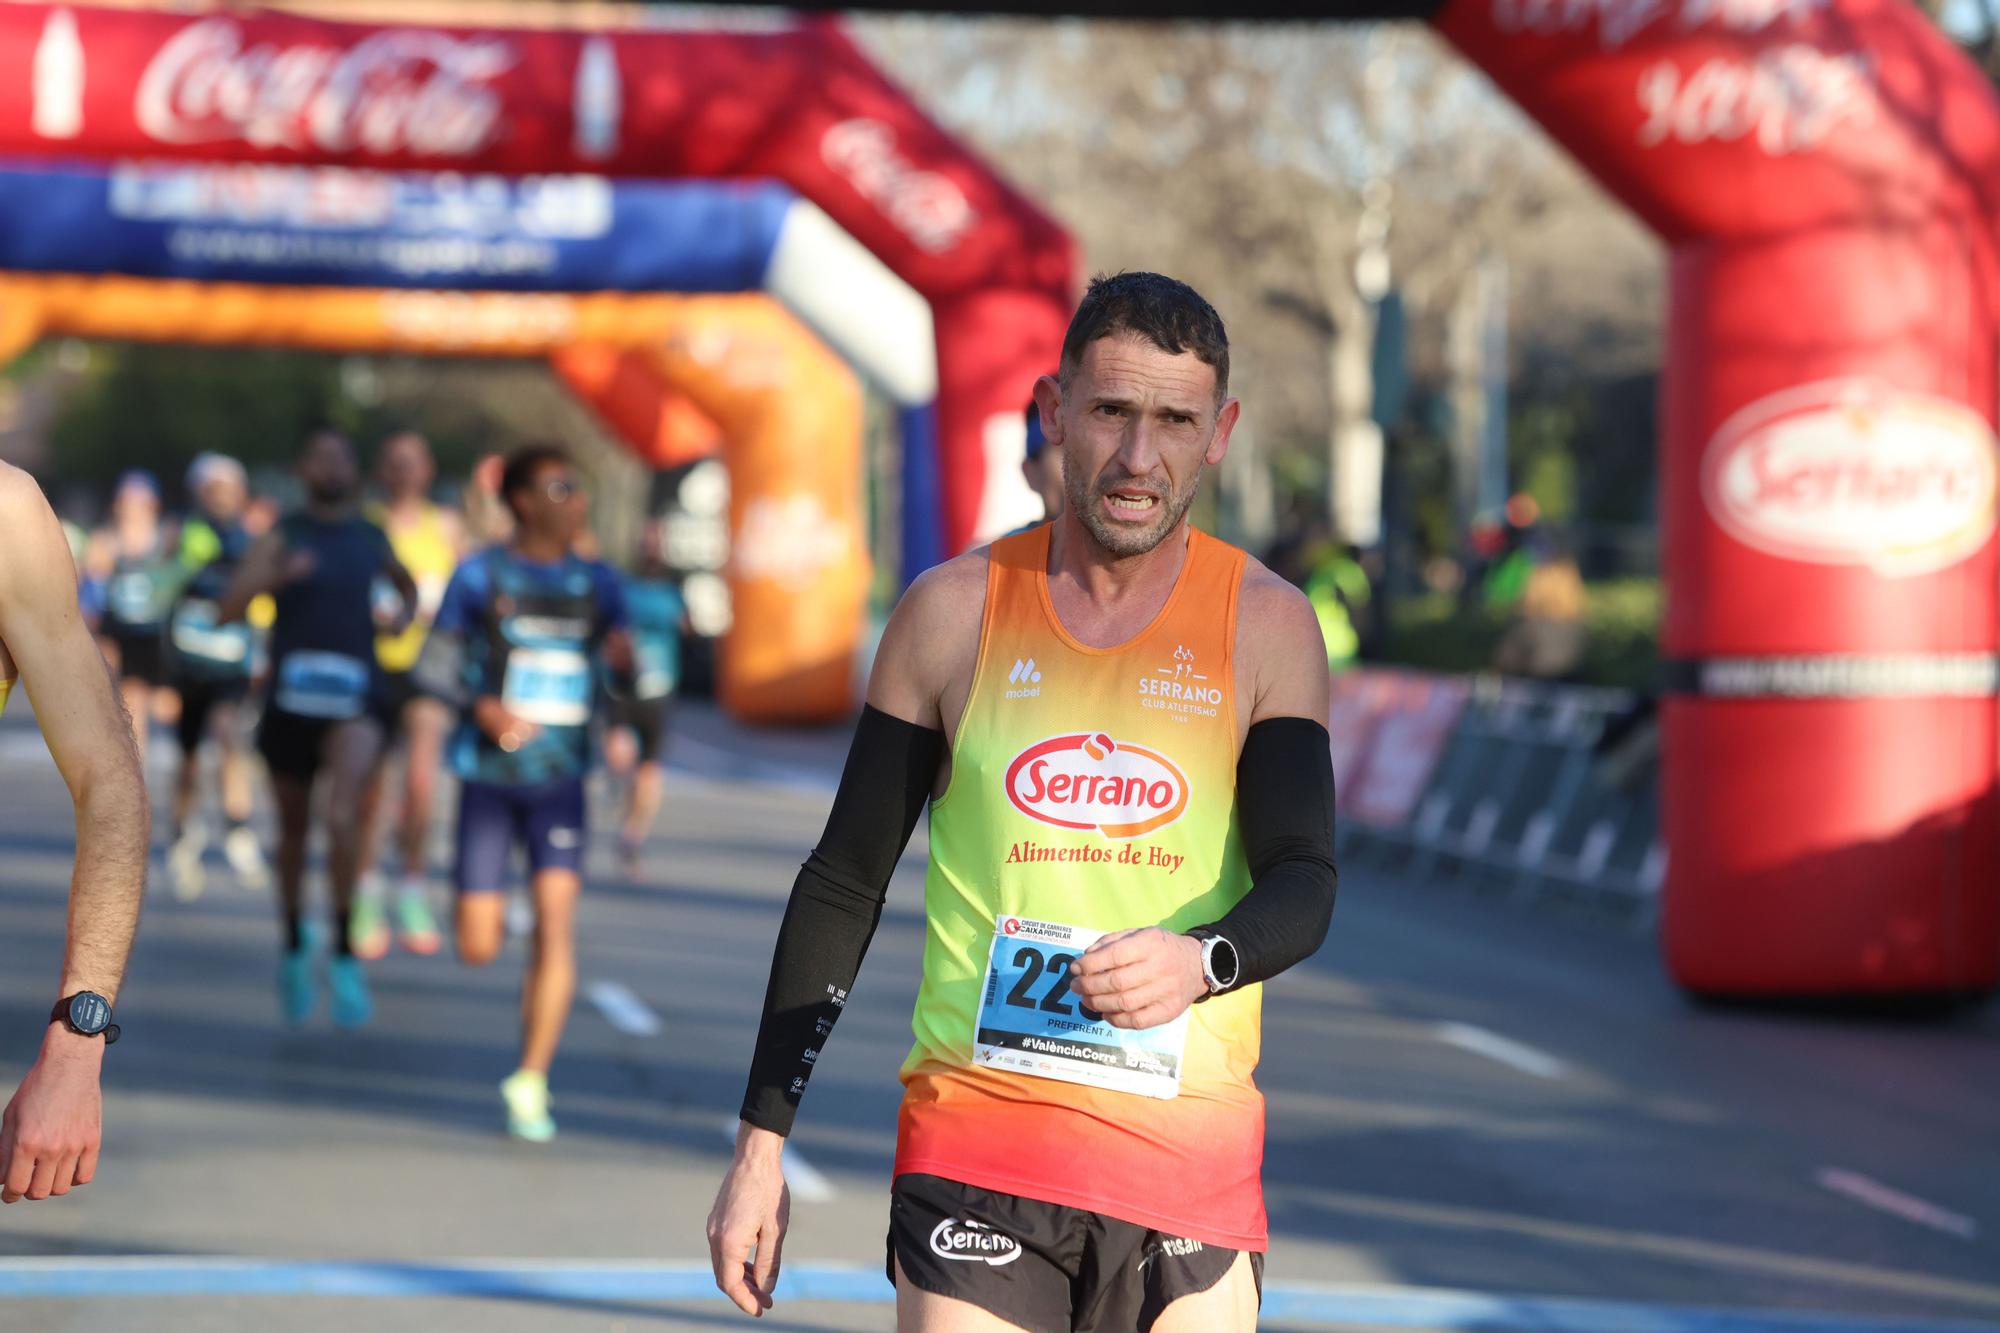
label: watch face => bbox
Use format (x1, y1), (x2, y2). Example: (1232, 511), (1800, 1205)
(68, 993), (109, 1034)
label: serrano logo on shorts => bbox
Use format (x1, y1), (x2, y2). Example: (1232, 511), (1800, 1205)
(929, 1218), (1022, 1266)
(1004, 733), (1190, 840)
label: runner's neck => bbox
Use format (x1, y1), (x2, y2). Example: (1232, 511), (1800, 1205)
(511, 533), (570, 564)
(1045, 515), (1191, 641)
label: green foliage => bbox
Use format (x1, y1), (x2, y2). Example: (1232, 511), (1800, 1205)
(47, 343), (352, 498)
(1383, 577), (1660, 688)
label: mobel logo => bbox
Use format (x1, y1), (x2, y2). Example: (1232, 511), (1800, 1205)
(1702, 380), (1999, 577)
(1004, 733), (1189, 840)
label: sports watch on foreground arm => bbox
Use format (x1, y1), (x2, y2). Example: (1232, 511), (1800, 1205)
(50, 991), (119, 1045)
(1186, 929), (1240, 997)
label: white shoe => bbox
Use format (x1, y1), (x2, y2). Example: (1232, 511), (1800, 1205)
(168, 833), (206, 902)
(223, 826), (270, 890)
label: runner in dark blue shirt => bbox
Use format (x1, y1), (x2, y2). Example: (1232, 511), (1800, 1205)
(416, 443), (630, 1142)
(220, 429), (416, 1031)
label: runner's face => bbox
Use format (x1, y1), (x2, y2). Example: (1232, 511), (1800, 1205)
(298, 434), (359, 504)
(198, 475), (246, 521)
(518, 464), (587, 544)
(1048, 334), (1238, 559)
(378, 434), (434, 499)
(112, 483), (158, 527)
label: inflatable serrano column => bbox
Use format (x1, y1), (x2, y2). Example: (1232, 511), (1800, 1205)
(1435, 0), (2000, 994)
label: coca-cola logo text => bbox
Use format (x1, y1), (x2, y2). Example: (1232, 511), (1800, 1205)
(821, 118), (974, 255)
(135, 18), (517, 158)
(1493, 0), (1830, 51)
(1702, 380), (1999, 576)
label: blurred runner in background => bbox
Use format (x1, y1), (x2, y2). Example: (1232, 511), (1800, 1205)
(220, 429), (416, 1030)
(86, 470), (181, 764)
(0, 463), (147, 1205)
(163, 453), (268, 900)
(352, 430), (460, 960)
(603, 519), (685, 879)
(415, 444), (630, 1142)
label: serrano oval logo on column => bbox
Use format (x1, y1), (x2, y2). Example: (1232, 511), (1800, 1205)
(1004, 733), (1190, 840)
(1702, 380), (1999, 577)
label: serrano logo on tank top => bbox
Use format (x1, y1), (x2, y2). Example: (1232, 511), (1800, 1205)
(1004, 733), (1190, 840)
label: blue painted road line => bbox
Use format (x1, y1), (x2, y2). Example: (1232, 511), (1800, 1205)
(0, 1259), (1993, 1331)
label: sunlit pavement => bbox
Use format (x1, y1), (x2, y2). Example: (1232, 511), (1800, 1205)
(0, 701), (1995, 1332)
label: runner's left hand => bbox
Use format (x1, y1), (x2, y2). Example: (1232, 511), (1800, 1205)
(1069, 927), (1206, 1030)
(0, 1027), (104, 1203)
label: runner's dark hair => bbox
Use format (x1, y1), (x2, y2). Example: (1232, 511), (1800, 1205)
(1058, 271), (1230, 403)
(500, 442), (573, 520)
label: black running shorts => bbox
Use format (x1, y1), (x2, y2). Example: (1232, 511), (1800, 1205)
(887, 1173), (1261, 1333)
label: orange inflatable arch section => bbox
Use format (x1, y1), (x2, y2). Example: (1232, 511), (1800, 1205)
(0, 275), (867, 724)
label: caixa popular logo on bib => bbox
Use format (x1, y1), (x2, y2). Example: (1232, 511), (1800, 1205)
(1004, 733), (1189, 840)
(1702, 379), (2000, 577)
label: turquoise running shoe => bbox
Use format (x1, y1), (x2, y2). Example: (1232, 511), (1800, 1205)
(501, 1069), (556, 1143)
(278, 948), (317, 1026)
(328, 956), (373, 1029)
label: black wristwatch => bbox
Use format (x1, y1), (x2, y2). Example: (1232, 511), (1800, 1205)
(50, 992), (119, 1045)
(1186, 929), (1240, 997)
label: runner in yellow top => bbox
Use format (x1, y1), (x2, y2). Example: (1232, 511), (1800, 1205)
(0, 462), (148, 1205)
(352, 430), (461, 959)
(709, 273), (1337, 1332)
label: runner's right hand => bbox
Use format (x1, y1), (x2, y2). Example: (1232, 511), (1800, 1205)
(707, 1122), (790, 1316)
(471, 697), (540, 752)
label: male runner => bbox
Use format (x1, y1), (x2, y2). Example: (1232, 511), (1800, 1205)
(708, 273), (1337, 1332)
(415, 444), (629, 1141)
(164, 453), (268, 899)
(352, 429), (460, 959)
(603, 520), (685, 878)
(0, 463), (147, 1204)
(220, 429), (415, 1028)
(86, 470), (181, 762)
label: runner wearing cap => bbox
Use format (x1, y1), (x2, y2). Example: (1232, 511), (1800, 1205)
(708, 273), (1337, 1331)
(163, 453), (269, 899)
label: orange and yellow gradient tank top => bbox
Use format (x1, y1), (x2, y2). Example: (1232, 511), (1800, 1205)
(896, 523), (1267, 1250)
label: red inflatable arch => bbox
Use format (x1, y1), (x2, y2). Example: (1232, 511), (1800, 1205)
(604, 0), (2000, 998)
(2, 2), (1996, 995)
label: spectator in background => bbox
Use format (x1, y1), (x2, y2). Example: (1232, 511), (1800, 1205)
(461, 452), (515, 547)
(1303, 539), (1373, 673)
(1021, 398), (1063, 524)
(1493, 540), (1587, 680)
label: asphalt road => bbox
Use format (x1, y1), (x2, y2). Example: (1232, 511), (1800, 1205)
(0, 699), (1994, 1332)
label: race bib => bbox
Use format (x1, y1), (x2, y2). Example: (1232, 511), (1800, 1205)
(108, 571), (168, 626)
(974, 915), (1187, 1100)
(274, 651), (369, 720)
(170, 601), (252, 670)
(502, 647), (592, 727)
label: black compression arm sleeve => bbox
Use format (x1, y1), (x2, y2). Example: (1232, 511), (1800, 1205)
(739, 705), (945, 1136)
(1195, 716), (1338, 990)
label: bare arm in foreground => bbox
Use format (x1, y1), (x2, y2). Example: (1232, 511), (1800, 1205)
(0, 464), (149, 1203)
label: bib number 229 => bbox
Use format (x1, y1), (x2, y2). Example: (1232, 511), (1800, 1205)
(973, 915), (1186, 1100)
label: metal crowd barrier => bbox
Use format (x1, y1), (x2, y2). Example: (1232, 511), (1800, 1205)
(1334, 672), (1663, 922)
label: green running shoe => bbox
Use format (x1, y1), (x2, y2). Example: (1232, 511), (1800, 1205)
(349, 895), (390, 962)
(501, 1069), (556, 1143)
(395, 890), (442, 956)
(278, 948), (317, 1026)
